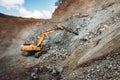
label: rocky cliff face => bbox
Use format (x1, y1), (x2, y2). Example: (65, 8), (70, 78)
(52, 0), (119, 21)
(0, 0), (120, 80)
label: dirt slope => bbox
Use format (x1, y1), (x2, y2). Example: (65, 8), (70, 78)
(0, 0), (120, 80)
(0, 13), (47, 80)
(0, 13), (42, 52)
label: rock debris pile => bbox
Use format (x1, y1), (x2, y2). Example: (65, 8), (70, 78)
(65, 48), (120, 80)
(30, 65), (64, 80)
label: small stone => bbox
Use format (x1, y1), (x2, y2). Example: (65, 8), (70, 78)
(96, 66), (99, 69)
(57, 67), (64, 73)
(111, 67), (117, 70)
(106, 56), (111, 60)
(31, 72), (36, 77)
(30, 73), (39, 80)
(108, 64), (112, 69)
(97, 68), (100, 72)
(91, 68), (94, 71)
(32, 75), (39, 80)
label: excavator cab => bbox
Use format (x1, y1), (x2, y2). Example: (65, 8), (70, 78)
(23, 41), (31, 45)
(20, 24), (78, 57)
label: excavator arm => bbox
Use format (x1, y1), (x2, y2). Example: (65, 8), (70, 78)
(55, 24), (78, 35)
(35, 29), (55, 47)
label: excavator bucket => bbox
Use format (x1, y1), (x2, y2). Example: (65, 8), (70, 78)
(56, 24), (79, 35)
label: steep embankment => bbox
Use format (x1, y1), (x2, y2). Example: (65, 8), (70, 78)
(0, 0), (120, 80)
(0, 13), (47, 80)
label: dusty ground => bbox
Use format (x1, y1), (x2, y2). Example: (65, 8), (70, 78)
(0, 14), (46, 80)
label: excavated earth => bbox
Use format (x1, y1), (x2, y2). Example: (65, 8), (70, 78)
(0, 0), (120, 80)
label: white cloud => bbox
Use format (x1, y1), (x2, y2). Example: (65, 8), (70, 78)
(18, 7), (42, 18)
(0, 0), (56, 19)
(18, 5), (56, 19)
(0, 0), (24, 9)
(18, 7), (53, 19)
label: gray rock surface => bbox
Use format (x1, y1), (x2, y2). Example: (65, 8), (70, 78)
(64, 48), (120, 80)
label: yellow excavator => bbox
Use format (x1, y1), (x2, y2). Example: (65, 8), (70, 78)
(20, 24), (78, 57)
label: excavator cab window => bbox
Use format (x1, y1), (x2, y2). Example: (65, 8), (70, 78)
(23, 42), (31, 45)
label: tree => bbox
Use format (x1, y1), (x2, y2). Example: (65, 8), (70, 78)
(55, 0), (63, 6)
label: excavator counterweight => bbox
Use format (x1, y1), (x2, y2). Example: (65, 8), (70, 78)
(21, 45), (42, 51)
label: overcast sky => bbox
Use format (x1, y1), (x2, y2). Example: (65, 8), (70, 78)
(0, 0), (58, 19)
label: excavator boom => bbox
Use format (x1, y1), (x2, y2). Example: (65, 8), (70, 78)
(35, 29), (55, 47)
